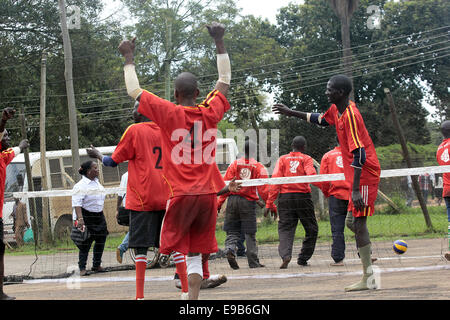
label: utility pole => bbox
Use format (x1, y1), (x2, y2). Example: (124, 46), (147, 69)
(19, 107), (39, 243)
(58, 0), (80, 182)
(164, 19), (172, 101)
(384, 88), (433, 230)
(39, 50), (52, 243)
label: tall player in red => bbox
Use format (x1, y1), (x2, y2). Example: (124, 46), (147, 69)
(436, 120), (450, 261)
(273, 75), (381, 291)
(119, 22), (231, 300)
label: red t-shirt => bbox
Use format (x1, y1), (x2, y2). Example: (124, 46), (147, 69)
(266, 152), (318, 209)
(319, 146), (351, 201)
(436, 138), (450, 197)
(0, 148), (17, 218)
(217, 157), (269, 208)
(322, 101), (380, 186)
(112, 122), (170, 211)
(138, 89), (230, 197)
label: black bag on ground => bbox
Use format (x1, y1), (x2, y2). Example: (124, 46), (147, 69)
(117, 207), (130, 226)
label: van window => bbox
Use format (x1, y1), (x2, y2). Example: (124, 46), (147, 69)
(49, 159), (63, 189)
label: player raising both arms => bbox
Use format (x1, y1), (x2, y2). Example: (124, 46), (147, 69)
(273, 75), (381, 292)
(119, 22), (232, 300)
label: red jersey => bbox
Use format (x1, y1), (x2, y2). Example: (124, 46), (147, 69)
(319, 146), (350, 201)
(266, 152), (318, 209)
(217, 157), (269, 208)
(138, 89), (230, 197)
(0, 148), (17, 218)
(436, 138), (450, 197)
(322, 101), (380, 186)
(112, 122), (170, 211)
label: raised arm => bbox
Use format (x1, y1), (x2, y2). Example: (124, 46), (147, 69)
(118, 37), (143, 100)
(206, 22), (230, 98)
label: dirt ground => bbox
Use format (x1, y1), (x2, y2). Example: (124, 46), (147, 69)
(3, 238), (450, 300)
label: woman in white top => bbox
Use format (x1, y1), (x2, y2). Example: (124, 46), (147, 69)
(72, 160), (108, 276)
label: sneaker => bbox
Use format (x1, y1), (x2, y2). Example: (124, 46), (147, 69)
(116, 247), (124, 264)
(330, 260), (344, 266)
(180, 292), (189, 300)
(201, 275), (227, 289)
(445, 252), (450, 261)
(226, 250), (239, 270)
(280, 257), (291, 269)
(174, 279), (182, 289)
(249, 263), (265, 268)
(79, 269), (87, 276)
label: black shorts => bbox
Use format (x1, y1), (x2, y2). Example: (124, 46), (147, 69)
(129, 210), (165, 249)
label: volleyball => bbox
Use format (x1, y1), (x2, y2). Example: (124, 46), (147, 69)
(393, 240), (408, 254)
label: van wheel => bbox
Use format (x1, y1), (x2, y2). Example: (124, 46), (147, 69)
(54, 216), (73, 240)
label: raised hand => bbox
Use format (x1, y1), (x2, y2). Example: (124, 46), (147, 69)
(86, 145), (102, 160)
(2, 107), (15, 121)
(272, 103), (293, 116)
(118, 37), (136, 57)
(206, 22), (225, 41)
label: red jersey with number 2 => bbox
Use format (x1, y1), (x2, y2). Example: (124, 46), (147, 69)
(112, 121), (169, 211)
(138, 89), (230, 197)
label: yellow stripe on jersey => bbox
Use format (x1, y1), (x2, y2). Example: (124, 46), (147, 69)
(119, 123), (137, 142)
(346, 107), (362, 149)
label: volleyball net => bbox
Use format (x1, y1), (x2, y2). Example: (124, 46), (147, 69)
(3, 163), (450, 292)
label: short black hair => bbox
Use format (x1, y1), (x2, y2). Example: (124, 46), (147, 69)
(174, 72), (198, 98)
(292, 136), (306, 150)
(79, 160), (94, 176)
(329, 74), (353, 96)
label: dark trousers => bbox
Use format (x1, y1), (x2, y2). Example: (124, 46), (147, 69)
(328, 196), (348, 263)
(76, 233), (107, 270)
(224, 195), (260, 267)
(277, 193), (318, 263)
(76, 209), (108, 271)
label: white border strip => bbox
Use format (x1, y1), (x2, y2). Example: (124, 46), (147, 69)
(12, 165), (450, 198)
(22, 264), (450, 284)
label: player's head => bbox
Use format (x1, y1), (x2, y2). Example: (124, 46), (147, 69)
(174, 72), (200, 104)
(441, 120), (450, 139)
(1, 129), (11, 151)
(132, 101), (150, 123)
(326, 75), (353, 104)
(292, 136), (306, 152)
(244, 139), (257, 159)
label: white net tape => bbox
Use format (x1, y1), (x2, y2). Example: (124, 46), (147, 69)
(12, 165), (450, 198)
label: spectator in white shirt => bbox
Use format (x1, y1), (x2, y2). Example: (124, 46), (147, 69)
(72, 160), (108, 276)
